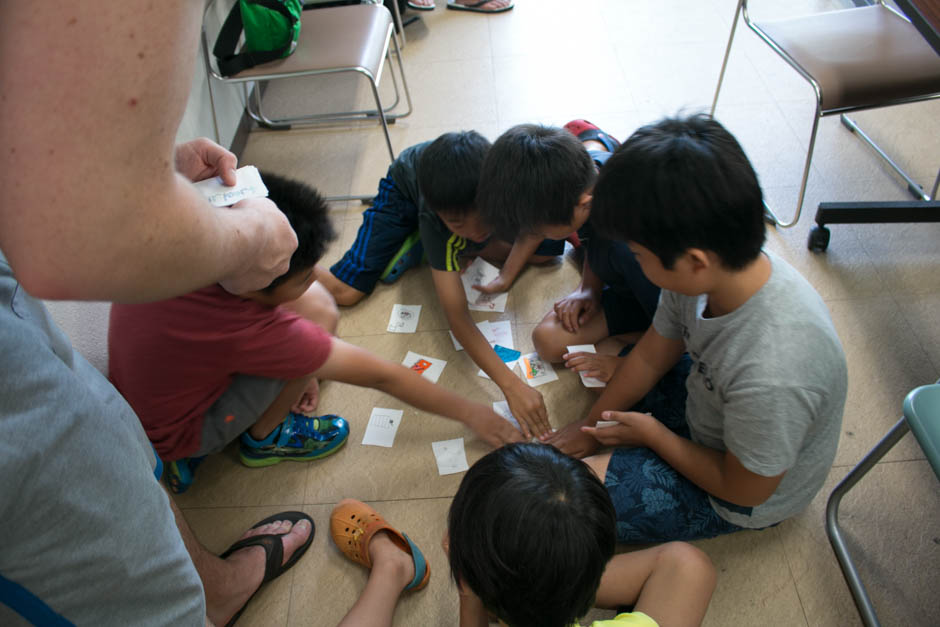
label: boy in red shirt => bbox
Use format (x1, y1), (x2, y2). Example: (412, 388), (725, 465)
(109, 172), (522, 492)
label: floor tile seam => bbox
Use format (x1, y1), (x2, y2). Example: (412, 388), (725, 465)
(772, 525), (813, 627)
(882, 278), (939, 376)
(828, 452), (930, 472)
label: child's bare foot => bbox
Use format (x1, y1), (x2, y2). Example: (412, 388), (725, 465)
(369, 531), (416, 592)
(210, 517), (313, 626)
(448, 0), (514, 12)
(563, 351), (621, 383)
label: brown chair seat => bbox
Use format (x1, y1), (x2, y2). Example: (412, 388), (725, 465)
(758, 5), (940, 112)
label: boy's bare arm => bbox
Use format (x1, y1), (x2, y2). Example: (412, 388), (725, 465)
(0, 1), (295, 302)
(315, 337), (523, 448)
(587, 410), (784, 507)
(432, 268), (551, 439)
(547, 327), (684, 457)
(472, 233), (543, 295)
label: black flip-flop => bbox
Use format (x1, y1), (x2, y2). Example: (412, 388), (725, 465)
(446, 0), (514, 13)
(219, 511), (315, 626)
(407, 0), (435, 10)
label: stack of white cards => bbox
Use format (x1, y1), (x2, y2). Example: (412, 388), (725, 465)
(193, 165), (268, 207)
(566, 344), (606, 388)
(460, 257), (508, 313)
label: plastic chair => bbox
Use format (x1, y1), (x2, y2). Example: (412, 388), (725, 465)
(826, 382), (940, 627)
(202, 0), (413, 201)
(711, 1), (940, 247)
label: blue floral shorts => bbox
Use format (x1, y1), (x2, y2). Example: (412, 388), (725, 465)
(604, 355), (751, 543)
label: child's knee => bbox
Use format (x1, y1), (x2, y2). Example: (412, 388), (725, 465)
(532, 315), (568, 362)
(307, 282), (340, 332)
(659, 542), (716, 590)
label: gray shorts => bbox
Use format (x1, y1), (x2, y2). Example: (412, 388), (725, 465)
(194, 374), (287, 457)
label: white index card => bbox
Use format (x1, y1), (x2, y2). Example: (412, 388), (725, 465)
(193, 165), (268, 207)
(402, 351), (447, 384)
(432, 438), (469, 476)
(460, 257), (508, 312)
(595, 420), (620, 429)
(519, 352), (558, 387)
(566, 344), (607, 388)
(361, 407), (403, 447)
(387, 304), (421, 333)
(492, 401), (521, 431)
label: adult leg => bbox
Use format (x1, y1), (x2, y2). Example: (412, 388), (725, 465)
(594, 543), (715, 627)
(167, 490), (312, 626)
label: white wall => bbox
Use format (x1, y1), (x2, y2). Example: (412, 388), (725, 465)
(45, 22), (247, 374)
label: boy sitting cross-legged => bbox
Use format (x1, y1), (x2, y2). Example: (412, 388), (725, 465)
(552, 115), (848, 544)
(109, 171), (522, 493)
(319, 131), (565, 438)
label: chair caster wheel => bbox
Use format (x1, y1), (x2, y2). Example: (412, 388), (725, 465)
(808, 226), (830, 252)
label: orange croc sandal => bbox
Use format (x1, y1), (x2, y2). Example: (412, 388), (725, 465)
(330, 498), (430, 591)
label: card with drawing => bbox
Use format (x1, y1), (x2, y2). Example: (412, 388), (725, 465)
(519, 352), (558, 387)
(193, 165), (268, 207)
(460, 257), (508, 313)
(431, 438), (469, 475)
(566, 344), (607, 388)
(361, 407), (404, 447)
(402, 351), (446, 383)
(387, 304), (421, 333)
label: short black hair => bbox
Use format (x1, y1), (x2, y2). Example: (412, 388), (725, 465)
(475, 124), (596, 239)
(448, 443), (616, 627)
(417, 130), (492, 217)
(592, 114), (765, 270)
(259, 171), (336, 292)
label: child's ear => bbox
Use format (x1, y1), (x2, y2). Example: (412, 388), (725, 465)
(574, 192), (592, 220)
(685, 248), (711, 272)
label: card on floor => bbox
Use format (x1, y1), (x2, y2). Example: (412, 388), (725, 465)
(361, 407), (404, 447)
(432, 438), (469, 475)
(193, 165), (268, 207)
(492, 400), (521, 431)
(520, 352), (558, 387)
(477, 344), (520, 379)
(460, 257), (508, 313)
(566, 344), (607, 388)
(387, 304), (421, 333)
(449, 320), (494, 351)
(402, 351), (446, 383)
(487, 320), (514, 348)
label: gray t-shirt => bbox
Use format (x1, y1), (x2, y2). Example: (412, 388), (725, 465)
(653, 251), (847, 528)
(0, 250), (204, 625)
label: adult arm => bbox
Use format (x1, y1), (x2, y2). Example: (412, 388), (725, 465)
(432, 268), (551, 439)
(0, 1), (296, 302)
(315, 338), (524, 447)
(546, 326), (684, 457)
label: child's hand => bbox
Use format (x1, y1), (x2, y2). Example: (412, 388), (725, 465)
(544, 419), (599, 458)
(472, 273), (511, 295)
(465, 408), (526, 447)
(553, 287), (600, 333)
(563, 351), (621, 383)
(503, 380), (551, 439)
(580, 411), (654, 447)
(291, 378), (320, 414)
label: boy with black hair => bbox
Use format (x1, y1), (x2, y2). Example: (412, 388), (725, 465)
(447, 442), (716, 627)
(319, 131), (562, 437)
(547, 115), (848, 544)
(475, 122), (661, 383)
(109, 171), (522, 493)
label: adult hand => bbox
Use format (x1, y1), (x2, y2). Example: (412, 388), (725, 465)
(503, 380), (551, 439)
(218, 196), (298, 295)
(563, 351), (621, 383)
(175, 137), (238, 185)
(580, 411), (655, 447)
(544, 419), (600, 458)
(466, 407), (526, 447)
(472, 273), (511, 295)
(553, 286), (600, 333)
(291, 379), (320, 414)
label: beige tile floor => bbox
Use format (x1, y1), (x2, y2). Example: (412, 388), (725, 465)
(179, 1), (940, 625)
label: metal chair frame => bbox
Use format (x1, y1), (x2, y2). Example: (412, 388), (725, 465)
(201, 1), (413, 201)
(711, 0), (940, 230)
(826, 382), (940, 627)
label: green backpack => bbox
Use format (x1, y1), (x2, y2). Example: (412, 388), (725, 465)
(214, 0), (304, 77)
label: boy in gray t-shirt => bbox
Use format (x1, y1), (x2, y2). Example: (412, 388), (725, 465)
(546, 114), (847, 543)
